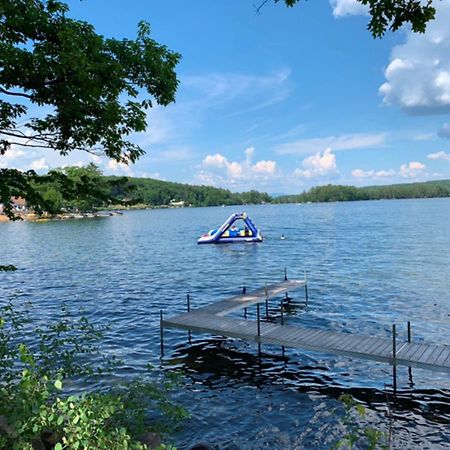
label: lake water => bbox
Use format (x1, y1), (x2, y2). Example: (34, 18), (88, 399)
(1, 199), (450, 449)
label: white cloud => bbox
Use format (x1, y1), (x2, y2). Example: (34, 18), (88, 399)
(199, 148), (278, 187)
(2, 148), (25, 160)
(275, 132), (386, 155)
(252, 160), (277, 175)
(182, 68), (291, 114)
(330, 0), (368, 17)
(294, 148), (338, 178)
(438, 123), (450, 139)
(399, 161), (426, 178)
(427, 150), (450, 161)
(352, 168), (395, 179)
(107, 159), (133, 175)
(203, 153), (228, 169)
(379, 1), (450, 114)
(30, 158), (48, 172)
(245, 146), (254, 163)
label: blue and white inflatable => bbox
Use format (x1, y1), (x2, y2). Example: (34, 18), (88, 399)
(197, 212), (263, 244)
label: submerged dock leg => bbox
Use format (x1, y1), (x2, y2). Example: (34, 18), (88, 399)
(160, 310), (164, 358)
(284, 267), (287, 281)
(257, 303), (261, 356)
(304, 270), (308, 304)
(186, 295), (192, 344)
(265, 285), (269, 319)
(280, 300), (285, 357)
(243, 286), (247, 319)
(392, 324), (397, 394)
(407, 321), (411, 343)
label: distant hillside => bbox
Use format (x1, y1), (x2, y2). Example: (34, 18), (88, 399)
(26, 164), (450, 214)
(274, 180), (450, 204)
(105, 176), (271, 207)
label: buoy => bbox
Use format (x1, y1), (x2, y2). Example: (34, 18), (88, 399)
(281, 234), (285, 240)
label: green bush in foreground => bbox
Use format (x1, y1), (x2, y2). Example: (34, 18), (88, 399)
(0, 301), (187, 449)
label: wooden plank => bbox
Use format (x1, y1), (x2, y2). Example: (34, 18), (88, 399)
(417, 344), (441, 364)
(163, 303), (450, 372)
(408, 343), (430, 362)
(397, 342), (421, 361)
(423, 345), (448, 366)
(441, 349), (450, 367)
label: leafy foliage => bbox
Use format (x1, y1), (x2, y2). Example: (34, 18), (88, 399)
(0, 0), (180, 219)
(0, 301), (186, 449)
(333, 394), (388, 449)
(275, 0), (436, 37)
(0, 0), (180, 161)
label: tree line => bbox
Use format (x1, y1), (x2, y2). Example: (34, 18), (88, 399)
(274, 180), (450, 203)
(23, 164), (272, 213)
(15, 164), (450, 214)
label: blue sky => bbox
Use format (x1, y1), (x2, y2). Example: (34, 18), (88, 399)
(2, 0), (450, 193)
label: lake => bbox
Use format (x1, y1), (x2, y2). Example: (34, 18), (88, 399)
(1, 199), (449, 449)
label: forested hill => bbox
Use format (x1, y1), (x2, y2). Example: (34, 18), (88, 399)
(106, 175), (271, 207)
(23, 164), (450, 214)
(29, 165), (271, 213)
(274, 180), (450, 203)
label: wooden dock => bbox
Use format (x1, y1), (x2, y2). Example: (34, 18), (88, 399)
(161, 279), (450, 374)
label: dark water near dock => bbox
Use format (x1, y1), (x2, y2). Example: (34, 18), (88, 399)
(1, 199), (450, 449)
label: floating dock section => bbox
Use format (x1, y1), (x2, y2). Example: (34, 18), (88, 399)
(161, 276), (450, 374)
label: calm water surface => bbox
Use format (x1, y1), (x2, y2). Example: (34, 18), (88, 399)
(1, 199), (450, 449)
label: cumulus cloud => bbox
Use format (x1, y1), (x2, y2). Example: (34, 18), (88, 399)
(275, 132), (386, 155)
(379, 1), (450, 114)
(438, 123), (450, 139)
(252, 160), (277, 175)
(294, 148), (338, 178)
(399, 161), (426, 178)
(427, 150), (450, 161)
(200, 148), (278, 186)
(107, 159), (133, 175)
(30, 158), (49, 172)
(2, 148), (25, 160)
(352, 168), (395, 179)
(330, 0), (368, 17)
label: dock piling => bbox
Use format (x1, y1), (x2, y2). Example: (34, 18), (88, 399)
(257, 303), (261, 356)
(243, 286), (247, 319)
(160, 310), (164, 358)
(186, 294), (190, 312)
(265, 284), (269, 319)
(304, 270), (308, 304)
(407, 321), (411, 343)
(392, 324), (397, 393)
(284, 267), (287, 281)
(280, 300), (284, 325)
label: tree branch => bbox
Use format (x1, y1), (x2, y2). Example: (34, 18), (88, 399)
(0, 87), (33, 100)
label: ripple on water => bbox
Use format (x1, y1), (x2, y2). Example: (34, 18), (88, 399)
(1, 199), (450, 448)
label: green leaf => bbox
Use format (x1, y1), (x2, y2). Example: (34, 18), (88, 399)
(55, 444), (63, 450)
(55, 379), (63, 390)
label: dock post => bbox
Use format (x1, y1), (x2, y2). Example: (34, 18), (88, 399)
(284, 267), (287, 281)
(243, 286), (247, 319)
(407, 321), (411, 343)
(160, 310), (164, 358)
(257, 302), (261, 356)
(265, 284), (269, 319)
(304, 270), (308, 304)
(280, 300), (284, 325)
(186, 295), (192, 344)
(392, 324), (397, 394)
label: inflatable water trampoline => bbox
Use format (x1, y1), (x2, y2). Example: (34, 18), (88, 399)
(197, 212), (263, 244)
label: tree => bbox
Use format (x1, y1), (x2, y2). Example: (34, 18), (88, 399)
(266, 0), (436, 38)
(0, 0), (181, 217)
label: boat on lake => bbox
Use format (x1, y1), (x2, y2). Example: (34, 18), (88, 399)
(197, 212), (263, 244)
